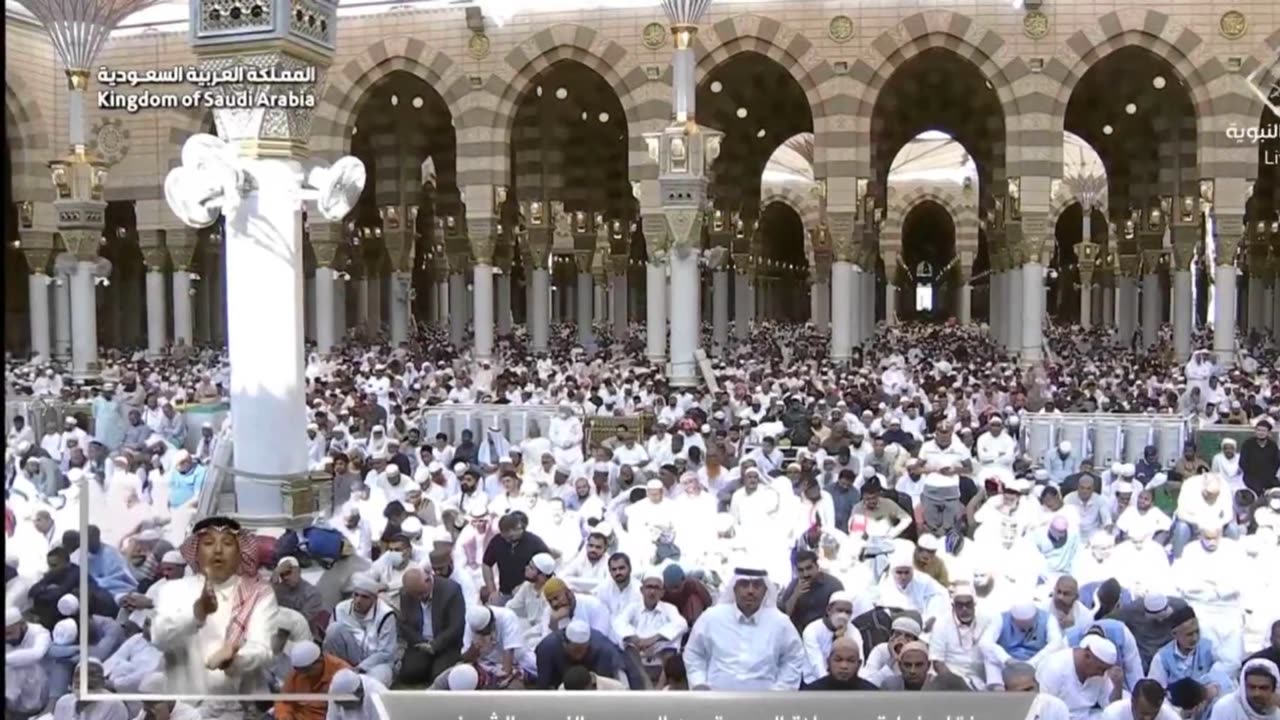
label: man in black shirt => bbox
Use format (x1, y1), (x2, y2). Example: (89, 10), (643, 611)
(1240, 421), (1280, 495)
(802, 637), (878, 690)
(779, 550), (843, 631)
(481, 512), (552, 603)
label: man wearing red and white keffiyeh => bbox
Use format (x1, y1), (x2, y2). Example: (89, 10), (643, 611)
(150, 515), (280, 695)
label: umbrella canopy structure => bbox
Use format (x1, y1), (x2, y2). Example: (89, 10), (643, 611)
(13, 0), (163, 70)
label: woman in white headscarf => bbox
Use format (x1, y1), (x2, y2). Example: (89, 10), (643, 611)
(1207, 658), (1279, 720)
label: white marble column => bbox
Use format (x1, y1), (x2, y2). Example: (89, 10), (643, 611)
(813, 280), (829, 333)
(1117, 275), (1138, 344)
(1007, 268), (1023, 353)
(335, 277), (347, 340)
(448, 272), (467, 347)
(1214, 263), (1238, 362)
(611, 267), (627, 340)
(434, 280), (448, 326)
(496, 274), (513, 336)
(1173, 268), (1192, 358)
(1022, 260), (1044, 362)
(1141, 269), (1161, 348)
(29, 272), (51, 360)
(1101, 280), (1114, 329)
(1247, 276), (1264, 333)
(1079, 272), (1094, 330)
(830, 260), (853, 362)
(711, 265), (732, 353)
(733, 264), (752, 340)
(389, 272), (410, 345)
(530, 266), (550, 354)
(991, 271), (1004, 345)
(958, 276), (972, 325)
(593, 280), (606, 326)
(70, 260), (99, 375)
(669, 252), (699, 385)
(862, 267), (875, 342)
(576, 267), (594, 350)
(473, 263), (494, 361)
(646, 261), (667, 364)
(145, 268), (167, 355)
(314, 267), (336, 354)
(355, 277), (370, 331)
(849, 268), (864, 346)
(54, 274), (72, 360)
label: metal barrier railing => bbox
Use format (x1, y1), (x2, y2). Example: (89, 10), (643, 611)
(1020, 413), (1192, 467)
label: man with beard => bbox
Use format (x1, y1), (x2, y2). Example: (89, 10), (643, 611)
(1207, 660), (1279, 720)
(875, 641), (934, 690)
(5, 606), (52, 719)
(802, 637), (879, 690)
(594, 551), (641, 617)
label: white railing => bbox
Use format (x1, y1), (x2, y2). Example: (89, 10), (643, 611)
(1020, 412), (1192, 467)
(416, 404), (562, 447)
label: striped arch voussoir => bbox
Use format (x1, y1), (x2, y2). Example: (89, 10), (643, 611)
(4, 75), (52, 202)
(884, 185), (980, 251)
(1048, 194), (1111, 231)
(311, 38), (466, 162)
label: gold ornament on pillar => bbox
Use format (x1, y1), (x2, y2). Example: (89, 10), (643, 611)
(21, 247), (54, 275)
(472, 232), (495, 266)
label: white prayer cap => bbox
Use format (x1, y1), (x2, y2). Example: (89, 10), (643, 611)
(890, 548), (914, 568)
(447, 664), (479, 690)
(861, 466), (877, 479)
(350, 572), (381, 595)
(53, 618), (78, 645)
(1081, 635), (1118, 665)
(530, 553), (556, 575)
(827, 591), (854, 607)
(146, 434), (165, 446)
(330, 668), (362, 695)
(645, 479), (664, 491)
(431, 527), (454, 544)
(385, 465), (400, 477)
(162, 550), (186, 565)
(466, 606), (495, 632)
(401, 517), (423, 537)
(1058, 441), (1072, 453)
(427, 462), (443, 473)
(1011, 601), (1038, 621)
(1033, 469), (1050, 482)
(289, 641), (322, 668)
(917, 534), (941, 552)
(1222, 438), (1238, 447)
(1090, 531), (1116, 548)
(564, 619), (592, 643)
(67, 468), (84, 484)
(891, 616), (922, 637)
(452, 462), (468, 474)
(595, 521), (615, 537)
(1120, 464), (1136, 478)
(372, 425), (385, 434)
(137, 673), (167, 694)
(5, 606), (23, 627)
(173, 449), (192, 464)
(1114, 480), (1134, 494)
(1005, 476), (1032, 492)
(1143, 592), (1169, 613)
(464, 497), (489, 518)
(277, 556), (300, 571)
(951, 580), (976, 598)
(57, 594), (79, 616)
(64, 415), (77, 425)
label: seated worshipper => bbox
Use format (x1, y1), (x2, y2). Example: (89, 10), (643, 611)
(150, 516), (279, 694)
(801, 637), (879, 690)
(876, 548), (947, 630)
(323, 572), (398, 687)
(274, 556), (328, 639)
(864, 616), (926, 684)
(430, 663), (481, 691)
(265, 606), (315, 692)
(166, 451), (207, 512)
(134, 672), (202, 720)
(29, 546), (120, 630)
(102, 616), (165, 693)
(981, 600), (1066, 688)
(929, 581), (996, 689)
(275, 641), (350, 720)
(1171, 474), (1239, 559)
(1038, 516), (1085, 581)
(543, 576), (613, 640)
(913, 534), (950, 586)
(534, 619), (643, 690)
(51, 658), (129, 720)
(482, 512), (553, 605)
(560, 663), (628, 690)
(1148, 606), (1236, 702)
(396, 567), (465, 686)
(801, 592), (857, 685)
(614, 567), (690, 682)
(1045, 576), (1094, 632)
(1099, 679), (1182, 720)
(1064, 620), (1146, 693)
(779, 549), (845, 632)
(1003, 660), (1072, 720)
(506, 553), (557, 642)
(462, 605), (536, 688)
(682, 567), (807, 690)
(660, 563), (714, 628)
(1035, 636), (1125, 720)
(55, 594), (126, 660)
(73, 526), (140, 603)
(595, 552), (642, 617)
(560, 529), (613, 594)
(1172, 527), (1248, 667)
(368, 533), (416, 605)
(46, 618), (83, 699)
(874, 640), (935, 691)
(6, 606), (52, 718)
(1207, 659), (1279, 720)
(325, 667), (388, 720)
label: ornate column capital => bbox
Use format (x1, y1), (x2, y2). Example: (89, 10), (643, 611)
(1169, 226), (1198, 270)
(22, 247), (55, 274)
(138, 229), (169, 270)
(468, 217), (497, 266)
(573, 249), (595, 274)
(446, 251), (471, 274)
(168, 229), (201, 272)
(60, 229), (100, 262)
(731, 253), (752, 274)
(643, 214), (669, 262)
(1023, 234), (1052, 265)
(831, 226), (856, 263)
(609, 254), (629, 276)
(1117, 255), (1141, 277)
(1215, 216), (1244, 267)
(308, 220), (344, 269)
(1140, 249), (1168, 275)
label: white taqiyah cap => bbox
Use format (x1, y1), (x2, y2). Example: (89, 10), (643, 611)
(465, 605), (494, 631)
(330, 668), (362, 695)
(5, 606), (22, 627)
(1081, 635), (1118, 665)
(564, 619), (591, 643)
(53, 618), (78, 645)
(289, 641), (322, 668)
(431, 526), (454, 544)
(827, 591), (853, 606)
(917, 534), (941, 552)
(891, 616), (922, 636)
(162, 550), (185, 565)
(645, 479), (664, 491)
(1143, 592), (1169, 613)
(57, 594), (79, 616)
(400, 517), (423, 537)
(350, 572), (381, 595)
(277, 556), (300, 571)
(530, 553), (556, 575)
(447, 664), (479, 690)
(1011, 601), (1038, 621)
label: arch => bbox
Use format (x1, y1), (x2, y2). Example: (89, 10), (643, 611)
(883, 185), (979, 256)
(853, 10), (1023, 178)
(1043, 9), (1231, 176)
(487, 25), (647, 188)
(311, 37), (468, 163)
(4, 73), (51, 202)
(693, 14), (835, 176)
(761, 190), (819, 259)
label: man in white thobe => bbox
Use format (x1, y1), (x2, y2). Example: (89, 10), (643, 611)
(1035, 636), (1124, 720)
(614, 568), (689, 681)
(682, 567), (806, 690)
(150, 516), (279, 694)
(549, 404), (585, 473)
(325, 667), (388, 720)
(6, 606), (51, 718)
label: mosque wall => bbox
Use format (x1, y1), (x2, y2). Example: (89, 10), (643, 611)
(4, 1), (1278, 238)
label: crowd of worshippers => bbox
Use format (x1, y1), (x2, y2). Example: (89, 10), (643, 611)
(4, 320), (1280, 720)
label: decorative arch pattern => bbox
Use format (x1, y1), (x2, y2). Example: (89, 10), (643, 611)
(693, 15), (837, 177)
(311, 38), (468, 167)
(482, 24), (649, 189)
(882, 184), (979, 256)
(4, 74), (51, 202)
(1029, 8), (1239, 178)
(760, 186), (820, 258)
(850, 10), (1024, 180)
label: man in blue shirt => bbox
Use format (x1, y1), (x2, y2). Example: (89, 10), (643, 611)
(534, 619), (644, 690)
